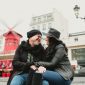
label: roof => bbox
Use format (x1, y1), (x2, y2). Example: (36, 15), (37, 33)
(3, 30), (23, 38)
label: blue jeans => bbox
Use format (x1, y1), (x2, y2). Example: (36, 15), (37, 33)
(43, 70), (72, 85)
(10, 73), (49, 85)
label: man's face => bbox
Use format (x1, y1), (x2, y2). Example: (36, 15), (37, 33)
(30, 34), (42, 45)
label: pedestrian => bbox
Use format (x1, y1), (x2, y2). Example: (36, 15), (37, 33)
(7, 29), (48, 85)
(34, 28), (74, 85)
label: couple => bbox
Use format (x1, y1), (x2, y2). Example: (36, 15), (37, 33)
(7, 28), (74, 85)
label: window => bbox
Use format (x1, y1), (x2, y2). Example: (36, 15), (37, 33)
(13, 39), (18, 46)
(74, 37), (78, 42)
(48, 23), (52, 28)
(43, 15), (46, 21)
(33, 18), (36, 23)
(47, 14), (53, 21)
(38, 17), (41, 22)
(6, 38), (14, 46)
(42, 24), (46, 30)
(71, 48), (85, 60)
(37, 25), (40, 30)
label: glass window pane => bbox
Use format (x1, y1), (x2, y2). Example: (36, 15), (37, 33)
(71, 48), (85, 60)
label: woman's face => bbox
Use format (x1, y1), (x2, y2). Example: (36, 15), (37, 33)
(45, 36), (49, 45)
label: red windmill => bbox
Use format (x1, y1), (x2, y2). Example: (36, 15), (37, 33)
(1, 21), (23, 54)
(0, 21), (23, 77)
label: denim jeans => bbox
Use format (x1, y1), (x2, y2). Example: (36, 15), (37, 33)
(43, 70), (72, 85)
(10, 73), (49, 85)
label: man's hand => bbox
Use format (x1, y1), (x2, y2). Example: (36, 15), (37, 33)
(30, 65), (37, 70)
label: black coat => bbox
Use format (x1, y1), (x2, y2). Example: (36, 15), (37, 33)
(7, 41), (45, 85)
(35, 44), (74, 80)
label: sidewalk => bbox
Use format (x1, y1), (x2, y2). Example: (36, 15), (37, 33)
(71, 77), (85, 85)
(0, 77), (8, 85)
(0, 77), (85, 85)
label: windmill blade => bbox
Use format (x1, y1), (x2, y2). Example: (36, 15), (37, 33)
(0, 34), (3, 38)
(0, 28), (6, 35)
(12, 20), (23, 29)
(0, 20), (9, 28)
(0, 29), (4, 37)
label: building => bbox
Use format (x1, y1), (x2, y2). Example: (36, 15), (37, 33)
(0, 30), (22, 77)
(67, 31), (85, 68)
(30, 9), (68, 46)
(30, 9), (85, 70)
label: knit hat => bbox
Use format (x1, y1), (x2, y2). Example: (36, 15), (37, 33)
(47, 28), (61, 41)
(27, 29), (42, 38)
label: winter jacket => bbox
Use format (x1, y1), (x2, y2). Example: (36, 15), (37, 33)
(34, 44), (74, 80)
(7, 41), (45, 85)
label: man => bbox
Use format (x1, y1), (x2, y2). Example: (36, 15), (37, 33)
(7, 29), (46, 85)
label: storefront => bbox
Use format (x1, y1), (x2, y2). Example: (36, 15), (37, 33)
(0, 59), (13, 77)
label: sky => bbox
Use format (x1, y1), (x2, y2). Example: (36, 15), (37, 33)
(0, 0), (85, 40)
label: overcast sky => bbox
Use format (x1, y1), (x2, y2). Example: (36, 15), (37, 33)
(0, 0), (85, 40)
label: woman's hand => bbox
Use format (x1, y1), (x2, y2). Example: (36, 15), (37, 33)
(36, 66), (46, 73)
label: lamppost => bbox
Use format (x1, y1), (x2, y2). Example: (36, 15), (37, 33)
(73, 5), (85, 20)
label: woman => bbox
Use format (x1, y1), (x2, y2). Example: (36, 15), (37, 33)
(34, 28), (74, 85)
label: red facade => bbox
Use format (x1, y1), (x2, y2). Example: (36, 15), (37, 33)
(0, 30), (22, 77)
(3, 31), (22, 54)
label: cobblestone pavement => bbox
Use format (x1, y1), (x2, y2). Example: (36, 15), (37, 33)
(0, 77), (85, 85)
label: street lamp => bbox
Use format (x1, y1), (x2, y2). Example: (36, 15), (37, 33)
(73, 5), (85, 20)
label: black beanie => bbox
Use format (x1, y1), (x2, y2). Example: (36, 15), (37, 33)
(27, 29), (42, 38)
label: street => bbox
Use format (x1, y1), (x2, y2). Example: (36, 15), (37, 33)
(0, 77), (85, 85)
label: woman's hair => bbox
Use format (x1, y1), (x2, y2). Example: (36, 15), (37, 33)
(48, 37), (68, 52)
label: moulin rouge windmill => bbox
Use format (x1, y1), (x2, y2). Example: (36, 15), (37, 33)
(0, 21), (23, 55)
(0, 21), (23, 76)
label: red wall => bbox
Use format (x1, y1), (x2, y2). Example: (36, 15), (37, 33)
(4, 32), (21, 53)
